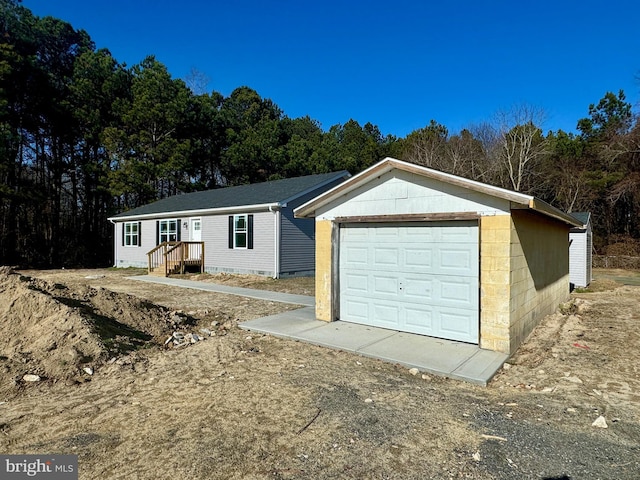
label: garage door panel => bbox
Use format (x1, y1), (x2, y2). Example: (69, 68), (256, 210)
(405, 227), (436, 240)
(439, 247), (477, 275)
(373, 275), (398, 295)
(340, 222), (479, 344)
(342, 299), (369, 322)
(441, 227), (475, 242)
(439, 309), (478, 339)
(343, 246), (369, 266)
(404, 248), (432, 268)
(373, 303), (400, 325)
(374, 247), (399, 267)
(439, 278), (476, 306)
(403, 278), (433, 301)
(343, 227), (369, 240)
(343, 272), (368, 293)
(373, 227), (400, 242)
(405, 307), (433, 330)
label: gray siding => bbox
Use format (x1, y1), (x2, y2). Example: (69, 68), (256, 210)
(113, 212), (276, 275)
(114, 218), (164, 268)
(202, 211), (276, 276)
(111, 174), (347, 276)
(279, 176), (348, 276)
(279, 209), (315, 275)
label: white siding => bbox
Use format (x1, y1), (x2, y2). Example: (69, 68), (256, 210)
(569, 224), (592, 288)
(316, 170), (511, 220)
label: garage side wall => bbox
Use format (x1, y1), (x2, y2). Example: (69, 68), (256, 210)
(509, 210), (570, 354)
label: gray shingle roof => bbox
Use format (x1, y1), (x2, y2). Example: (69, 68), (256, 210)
(110, 171), (350, 219)
(569, 212), (590, 226)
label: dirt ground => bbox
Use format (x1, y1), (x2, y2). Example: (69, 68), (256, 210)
(1, 267), (639, 479)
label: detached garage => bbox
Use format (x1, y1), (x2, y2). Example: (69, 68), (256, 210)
(294, 158), (582, 355)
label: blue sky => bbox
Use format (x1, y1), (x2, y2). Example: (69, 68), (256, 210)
(25, 0), (640, 138)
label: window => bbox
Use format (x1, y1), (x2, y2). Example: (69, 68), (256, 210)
(158, 219), (179, 243)
(234, 215), (247, 248)
(228, 214), (253, 249)
(123, 222), (141, 247)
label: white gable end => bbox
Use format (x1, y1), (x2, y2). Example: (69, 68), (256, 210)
(316, 169), (511, 220)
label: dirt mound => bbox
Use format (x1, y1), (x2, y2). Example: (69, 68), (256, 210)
(0, 268), (183, 388)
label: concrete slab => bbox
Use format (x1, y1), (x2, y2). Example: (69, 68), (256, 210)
(452, 348), (509, 385)
(288, 321), (397, 352)
(128, 274), (507, 385)
(239, 307), (324, 336)
(241, 314), (508, 386)
(130, 275), (314, 306)
(357, 332), (482, 378)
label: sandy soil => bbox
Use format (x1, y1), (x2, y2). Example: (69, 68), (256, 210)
(1, 268), (639, 479)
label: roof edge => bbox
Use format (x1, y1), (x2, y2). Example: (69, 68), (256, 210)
(528, 199), (583, 227)
(279, 170), (351, 205)
(295, 157), (532, 218)
(295, 157), (581, 227)
(108, 202), (281, 222)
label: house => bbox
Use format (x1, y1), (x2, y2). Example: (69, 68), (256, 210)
(569, 212), (593, 288)
(294, 157), (582, 355)
(108, 171), (350, 278)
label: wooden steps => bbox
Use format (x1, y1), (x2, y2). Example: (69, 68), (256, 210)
(147, 241), (205, 277)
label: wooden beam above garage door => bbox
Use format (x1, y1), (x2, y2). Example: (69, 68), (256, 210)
(334, 212), (480, 223)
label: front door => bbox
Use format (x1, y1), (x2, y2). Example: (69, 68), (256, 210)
(190, 218), (202, 242)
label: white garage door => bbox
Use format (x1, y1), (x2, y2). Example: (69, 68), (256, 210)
(339, 221), (479, 343)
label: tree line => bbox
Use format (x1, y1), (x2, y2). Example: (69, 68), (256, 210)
(1, 0), (638, 267)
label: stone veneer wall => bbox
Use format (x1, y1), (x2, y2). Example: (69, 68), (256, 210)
(479, 215), (512, 353)
(315, 219), (333, 321)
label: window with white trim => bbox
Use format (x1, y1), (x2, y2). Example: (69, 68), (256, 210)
(123, 222), (140, 247)
(228, 214), (253, 249)
(159, 219), (178, 243)
(234, 215), (247, 249)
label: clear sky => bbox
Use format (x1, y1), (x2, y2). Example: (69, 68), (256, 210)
(25, 0), (640, 138)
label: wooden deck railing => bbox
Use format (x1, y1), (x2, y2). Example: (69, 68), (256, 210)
(147, 241), (205, 276)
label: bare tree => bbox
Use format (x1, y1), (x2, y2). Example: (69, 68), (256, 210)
(494, 104), (549, 193)
(462, 122), (503, 185)
(184, 67), (210, 95)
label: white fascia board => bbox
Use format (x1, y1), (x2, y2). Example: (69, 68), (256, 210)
(108, 202), (281, 222)
(294, 157), (534, 218)
(294, 157), (577, 227)
(294, 163), (393, 218)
